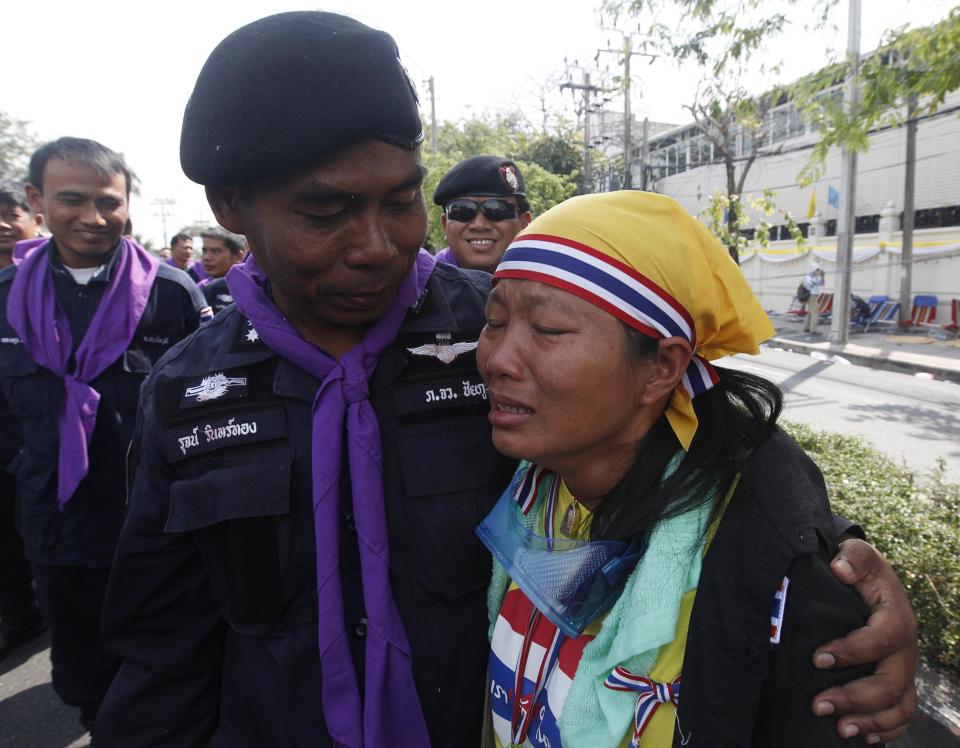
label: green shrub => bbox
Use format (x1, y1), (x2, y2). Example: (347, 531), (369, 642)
(782, 421), (960, 674)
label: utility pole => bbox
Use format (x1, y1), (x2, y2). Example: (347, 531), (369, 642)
(597, 35), (656, 189)
(899, 92), (918, 324)
(829, 0), (861, 345)
(151, 197), (175, 247)
(640, 117), (650, 191)
(425, 76), (438, 154)
(623, 45), (633, 188)
(561, 72), (602, 193)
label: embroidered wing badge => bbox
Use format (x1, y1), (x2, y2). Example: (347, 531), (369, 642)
(406, 340), (478, 365)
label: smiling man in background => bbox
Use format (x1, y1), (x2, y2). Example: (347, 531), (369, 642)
(0, 137), (209, 735)
(434, 155), (532, 273)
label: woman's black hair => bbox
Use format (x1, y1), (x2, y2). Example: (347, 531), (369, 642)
(589, 324), (783, 543)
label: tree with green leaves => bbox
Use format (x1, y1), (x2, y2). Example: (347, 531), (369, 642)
(420, 114), (580, 249)
(598, 0), (831, 262)
(791, 6), (960, 184)
(0, 110), (40, 182)
(600, 1), (959, 270)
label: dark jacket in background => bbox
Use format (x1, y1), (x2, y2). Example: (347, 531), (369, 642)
(0, 247), (207, 567)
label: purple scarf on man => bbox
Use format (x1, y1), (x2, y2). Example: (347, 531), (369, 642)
(12, 236), (48, 264)
(226, 250), (435, 748)
(434, 245), (459, 267)
(6, 237), (159, 507)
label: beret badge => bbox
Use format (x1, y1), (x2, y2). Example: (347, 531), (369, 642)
(500, 164), (520, 192)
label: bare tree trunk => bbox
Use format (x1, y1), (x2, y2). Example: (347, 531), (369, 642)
(725, 157), (740, 264)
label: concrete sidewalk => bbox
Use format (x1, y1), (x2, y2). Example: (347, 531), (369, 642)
(767, 313), (960, 383)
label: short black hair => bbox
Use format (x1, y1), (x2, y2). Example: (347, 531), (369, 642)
(0, 181), (33, 213)
(201, 225), (245, 255)
(170, 232), (193, 247)
(28, 137), (134, 196)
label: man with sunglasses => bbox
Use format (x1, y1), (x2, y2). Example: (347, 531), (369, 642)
(434, 156), (532, 274)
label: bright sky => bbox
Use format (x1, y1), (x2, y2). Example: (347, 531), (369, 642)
(4, 0), (955, 246)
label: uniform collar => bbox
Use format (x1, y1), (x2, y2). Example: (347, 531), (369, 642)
(208, 266), (465, 398)
(47, 238), (123, 284)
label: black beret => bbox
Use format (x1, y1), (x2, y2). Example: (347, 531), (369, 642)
(433, 156), (526, 206)
(181, 12), (423, 186)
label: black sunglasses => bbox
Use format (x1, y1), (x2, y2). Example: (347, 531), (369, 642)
(444, 198), (521, 223)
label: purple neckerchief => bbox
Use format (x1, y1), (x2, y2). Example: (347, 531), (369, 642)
(226, 250), (435, 748)
(7, 237), (159, 506)
(12, 237), (48, 264)
(434, 245), (459, 267)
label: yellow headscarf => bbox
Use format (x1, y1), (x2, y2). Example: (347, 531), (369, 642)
(493, 191), (775, 449)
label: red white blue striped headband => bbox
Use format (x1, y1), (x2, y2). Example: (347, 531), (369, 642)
(494, 233), (719, 398)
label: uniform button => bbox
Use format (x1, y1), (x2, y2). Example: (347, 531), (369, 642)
(353, 617), (367, 639)
(345, 513), (356, 532)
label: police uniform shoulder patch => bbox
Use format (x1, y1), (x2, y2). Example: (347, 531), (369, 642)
(181, 371), (249, 409)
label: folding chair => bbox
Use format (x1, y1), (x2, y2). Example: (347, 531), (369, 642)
(817, 292), (834, 320)
(786, 296), (807, 316)
(865, 300), (900, 332)
(940, 298), (959, 338)
(852, 295), (887, 331)
(908, 295), (938, 332)
(867, 295), (888, 316)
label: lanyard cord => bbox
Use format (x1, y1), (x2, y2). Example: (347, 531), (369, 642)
(509, 608), (566, 746)
(510, 489), (567, 746)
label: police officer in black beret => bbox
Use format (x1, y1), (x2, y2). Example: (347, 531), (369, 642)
(96, 11), (921, 748)
(433, 156), (532, 274)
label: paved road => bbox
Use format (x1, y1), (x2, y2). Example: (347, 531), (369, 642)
(721, 344), (960, 484)
(0, 632), (88, 747)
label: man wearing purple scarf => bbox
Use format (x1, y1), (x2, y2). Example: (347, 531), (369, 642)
(0, 137), (209, 734)
(166, 231), (209, 283)
(96, 12), (921, 748)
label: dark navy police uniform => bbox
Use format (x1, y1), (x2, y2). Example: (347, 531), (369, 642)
(0, 242), (207, 718)
(98, 263), (516, 747)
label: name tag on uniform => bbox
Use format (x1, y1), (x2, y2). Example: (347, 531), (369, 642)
(393, 375), (489, 416)
(161, 405), (287, 463)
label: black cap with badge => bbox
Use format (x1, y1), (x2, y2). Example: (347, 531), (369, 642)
(180, 11), (423, 186)
(433, 155), (526, 206)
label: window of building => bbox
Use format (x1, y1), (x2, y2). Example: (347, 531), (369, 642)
(912, 205), (960, 229)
